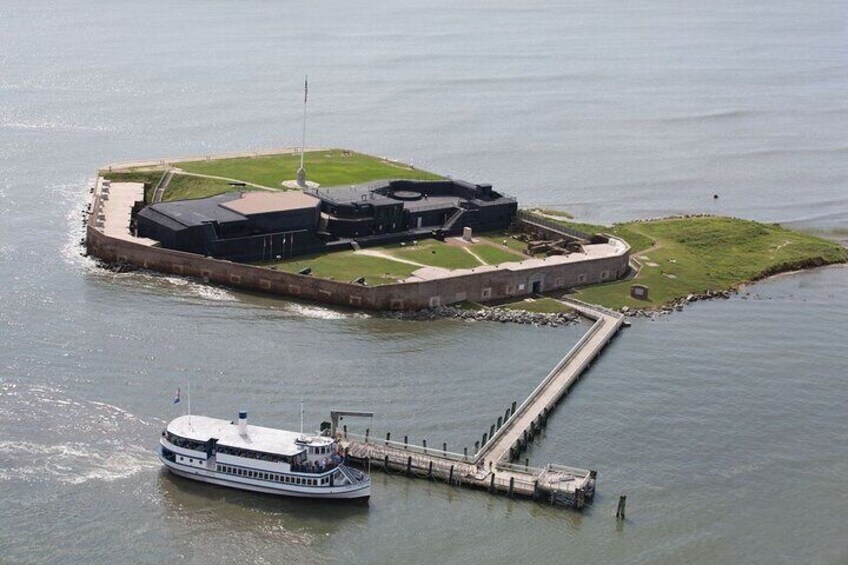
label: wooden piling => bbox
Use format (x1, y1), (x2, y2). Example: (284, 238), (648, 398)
(428, 461), (433, 479)
(404, 435), (408, 448)
(422, 439), (427, 453)
(386, 432), (391, 445)
(511, 401), (517, 414)
(442, 442), (447, 456)
(509, 477), (515, 498)
(489, 473), (495, 493)
(504, 408), (510, 422)
(616, 495), (627, 519)
(449, 465), (454, 485)
(365, 428), (370, 443)
(497, 416), (503, 429)
(384, 454), (389, 469)
(406, 456), (412, 476)
(482, 433), (488, 446)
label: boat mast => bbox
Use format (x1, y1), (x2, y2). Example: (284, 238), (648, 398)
(300, 399), (304, 436)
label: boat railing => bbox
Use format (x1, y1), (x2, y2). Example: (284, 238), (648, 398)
(338, 465), (369, 485)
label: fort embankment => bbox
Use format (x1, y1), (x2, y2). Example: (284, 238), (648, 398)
(86, 177), (630, 310)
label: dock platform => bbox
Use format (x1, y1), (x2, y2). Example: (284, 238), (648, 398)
(338, 299), (624, 509)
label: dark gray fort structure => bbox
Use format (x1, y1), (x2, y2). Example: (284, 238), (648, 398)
(136, 179), (517, 262)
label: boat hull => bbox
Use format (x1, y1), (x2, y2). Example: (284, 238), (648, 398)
(158, 448), (370, 501)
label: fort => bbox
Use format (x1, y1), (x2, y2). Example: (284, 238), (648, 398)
(82, 148), (846, 511)
(87, 148), (631, 310)
(86, 147), (844, 313)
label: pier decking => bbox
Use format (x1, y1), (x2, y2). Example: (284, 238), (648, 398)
(339, 299), (625, 509)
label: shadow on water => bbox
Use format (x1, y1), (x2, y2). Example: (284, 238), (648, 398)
(156, 469), (370, 525)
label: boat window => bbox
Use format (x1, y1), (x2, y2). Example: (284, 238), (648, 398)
(215, 445), (291, 464)
(165, 431), (208, 452)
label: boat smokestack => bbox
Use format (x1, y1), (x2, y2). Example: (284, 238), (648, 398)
(238, 411), (248, 436)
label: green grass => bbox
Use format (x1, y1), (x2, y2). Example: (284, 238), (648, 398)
(570, 216), (847, 309)
(468, 243), (524, 265)
(162, 175), (243, 202)
(478, 233), (528, 255)
(259, 250), (417, 286)
(535, 208), (574, 219)
(173, 149), (442, 191)
(254, 236), (537, 286)
(500, 297), (574, 314)
(387, 240), (482, 270)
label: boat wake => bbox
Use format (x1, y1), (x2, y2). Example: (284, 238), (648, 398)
(0, 441), (158, 485)
(0, 381), (160, 485)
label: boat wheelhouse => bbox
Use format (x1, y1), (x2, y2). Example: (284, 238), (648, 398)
(158, 411), (370, 500)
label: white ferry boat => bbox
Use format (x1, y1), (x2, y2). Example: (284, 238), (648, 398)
(158, 411), (370, 501)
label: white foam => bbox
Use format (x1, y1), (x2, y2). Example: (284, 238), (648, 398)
(286, 304), (349, 320)
(0, 441), (158, 485)
(59, 179), (99, 271)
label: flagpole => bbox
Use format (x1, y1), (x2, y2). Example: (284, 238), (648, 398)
(296, 75), (308, 188)
(300, 75), (307, 170)
(300, 399), (304, 436)
(187, 375), (191, 418)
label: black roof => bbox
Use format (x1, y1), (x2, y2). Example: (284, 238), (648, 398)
(137, 193), (247, 228)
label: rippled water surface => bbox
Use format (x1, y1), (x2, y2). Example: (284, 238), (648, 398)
(1, 1), (846, 563)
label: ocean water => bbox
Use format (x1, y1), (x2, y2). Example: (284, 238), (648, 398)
(0, 1), (846, 563)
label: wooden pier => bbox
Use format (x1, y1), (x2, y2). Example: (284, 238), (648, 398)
(337, 298), (625, 509)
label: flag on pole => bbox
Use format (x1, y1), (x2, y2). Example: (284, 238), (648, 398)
(304, 75), (308, 103)
(173, 386), (181, 404)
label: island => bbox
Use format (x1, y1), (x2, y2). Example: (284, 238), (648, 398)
(85, 148), (846, 313)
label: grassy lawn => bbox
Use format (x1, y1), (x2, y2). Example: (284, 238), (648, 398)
(535, 208), (574, 219)
(256, 236), (534, 286)
(547, 216), (848, 309)
(174, 149), (442, 190)
(478, 233), (528, 253)
(162, 174), (243, 202)
(387, 240), (482, 270)
(259, 250), (417, 286)
(500, 297), (574, 314)
(469, 242), (524, 265)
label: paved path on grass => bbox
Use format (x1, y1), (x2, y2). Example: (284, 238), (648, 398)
(173, 171), (280, 191)
(354, 249), (429, 268)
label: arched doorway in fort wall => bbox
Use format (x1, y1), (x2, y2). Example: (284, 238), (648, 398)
(529, 273), (545, 296)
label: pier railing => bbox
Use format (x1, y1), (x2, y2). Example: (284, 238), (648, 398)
(475, 316), (606, 462)
(341, 432), (472, 464)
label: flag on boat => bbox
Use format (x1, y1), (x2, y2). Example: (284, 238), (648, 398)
(173, 386), (180, 404)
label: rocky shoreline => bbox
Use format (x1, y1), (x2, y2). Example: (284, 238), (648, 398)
(383, 305), (580, 327)
(621, 288), (736, 318)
